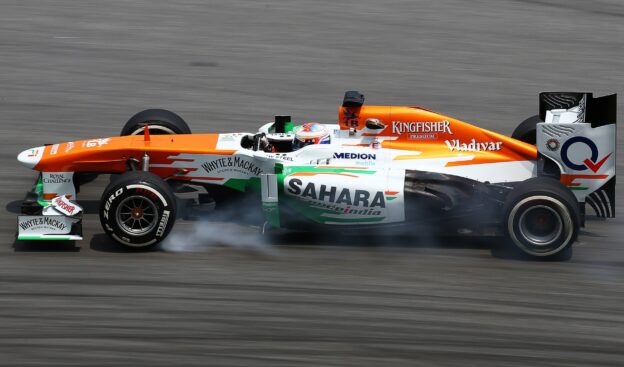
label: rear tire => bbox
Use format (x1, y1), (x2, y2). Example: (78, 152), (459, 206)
(120, 109), (191, 136)
(511, 115), (540, 145)
(99, 171), (177, 250)
(501, 177), (579, 261)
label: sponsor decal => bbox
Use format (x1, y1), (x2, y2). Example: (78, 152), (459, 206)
(307, 201), (382, 216)
(392, 120), (453, 135)
(342, 107), (359, 128)
(561, 136), (612, 173)
(560, 174), (609, 191)
(219, 134), (235, 142)
(103, 188), (124, 220)
(19, 216), (68, 232)
(384, 190), (399, 201)
(50, 144), (59, 155)
(155, 210), (170, 237)
(408, 133), (438, 140)
(52, 196), (77, 216)
(371, 138), (381, 149)
(65, 142), (74, 153)
(265, 153), (294, 162)
(201, 156), (263, 176)
(287, 178), (387, 216)
(43, 173), (72, 184)
(546, 138), (560, 151)
(27, 149), (39, 157)
(83, 138), (110, 148)
(445, 139), (502, 152)
(333, 152), (377, 160)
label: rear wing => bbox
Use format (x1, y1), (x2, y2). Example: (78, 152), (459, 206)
(536, 92), (616, 217)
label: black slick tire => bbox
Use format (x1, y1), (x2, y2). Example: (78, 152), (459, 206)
(501, 177), (580, 261)
(99, 171), (177, 250)
(511, 115), (541, 145)
(120, 109), (191, 136)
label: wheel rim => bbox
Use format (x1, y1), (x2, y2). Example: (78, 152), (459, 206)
(518, 205), (563, 246)
(130, 124), (176, 135)
(116, 195), (158, 236)
(508, 195), (574, 256)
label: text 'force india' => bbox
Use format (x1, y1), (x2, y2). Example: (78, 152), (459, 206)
(17, 91), (616, 259)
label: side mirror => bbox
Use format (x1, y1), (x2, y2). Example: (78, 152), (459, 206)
(365, 118), (385, 130)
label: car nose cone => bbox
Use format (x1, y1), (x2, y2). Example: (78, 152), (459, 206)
(17, 146), (44, 169)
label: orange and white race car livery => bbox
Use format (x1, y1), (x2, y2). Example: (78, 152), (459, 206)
(15, 91), (616, 260)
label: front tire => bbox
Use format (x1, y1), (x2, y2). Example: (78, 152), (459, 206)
(502, 177), (579, 260)
(99, 171), (177, 250)
(121, 109), (191, 136)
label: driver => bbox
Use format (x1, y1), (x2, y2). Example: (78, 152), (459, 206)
(292, 122), (331, 151)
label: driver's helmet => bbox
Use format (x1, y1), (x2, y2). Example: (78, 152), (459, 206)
(292, 122), (330, 151)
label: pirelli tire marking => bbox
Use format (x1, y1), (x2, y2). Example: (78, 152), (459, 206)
(126, 184), (169, 207)
(103, 188), (124, 220)
(101, 182), (174, 247)
(155, 210), (171, 237)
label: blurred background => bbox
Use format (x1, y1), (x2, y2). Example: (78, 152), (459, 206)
(1, 0), (623, 365)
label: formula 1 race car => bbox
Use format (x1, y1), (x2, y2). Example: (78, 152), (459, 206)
(16, 91), (616, 259)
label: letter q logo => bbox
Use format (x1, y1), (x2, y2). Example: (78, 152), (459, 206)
(561, 136), (612, 173)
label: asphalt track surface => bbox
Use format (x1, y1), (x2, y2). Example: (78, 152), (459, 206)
(1, 0), (624, 365)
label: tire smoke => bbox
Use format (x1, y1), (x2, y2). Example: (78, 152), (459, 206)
(161, 222), (276, 254)
(160, 201), (277, 255)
